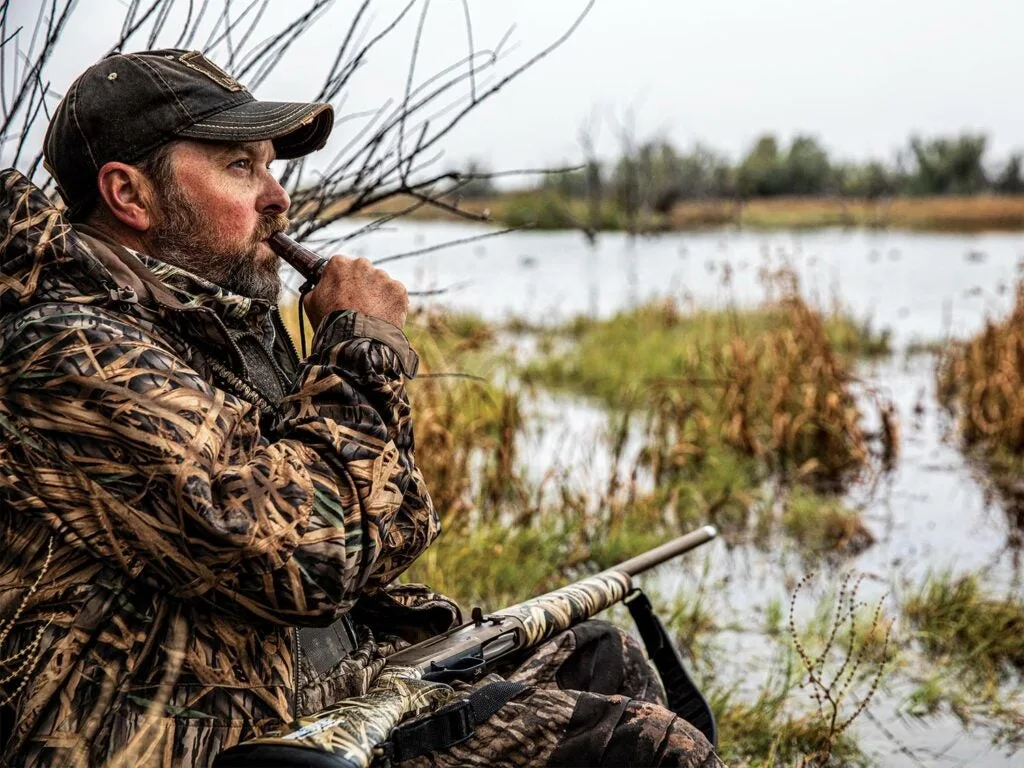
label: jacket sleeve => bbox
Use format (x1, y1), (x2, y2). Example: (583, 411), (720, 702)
(281, 310), (440, 589)
(0, 301), (439, 625)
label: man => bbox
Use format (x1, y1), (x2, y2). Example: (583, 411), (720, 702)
(0, 50), (721, 766)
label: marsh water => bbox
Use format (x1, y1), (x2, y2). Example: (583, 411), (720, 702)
(314, 222), (1024, 766)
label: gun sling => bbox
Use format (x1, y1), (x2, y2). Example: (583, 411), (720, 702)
(624, 589), (717, 747)
(379, 680), (531, 763)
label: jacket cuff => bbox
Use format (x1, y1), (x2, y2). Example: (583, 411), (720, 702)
(314, 310), (419, 378)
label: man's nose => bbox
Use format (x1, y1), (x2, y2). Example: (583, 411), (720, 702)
(259, 172), (290, 215)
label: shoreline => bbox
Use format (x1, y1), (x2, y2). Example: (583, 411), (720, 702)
(340, 193), (1024, 234)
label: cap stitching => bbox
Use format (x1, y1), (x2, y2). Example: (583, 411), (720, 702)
(131, 54), (194, 122)
(185, 105), (322, 131)
(186, 113), (304, 130)
(165, 89), (254, 130)
(182, 117), (306, 132)
(68, 78), (99, 172)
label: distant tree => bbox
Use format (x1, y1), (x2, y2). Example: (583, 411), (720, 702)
(611, 107), (642, 233)
(658, 142), (732, 204)
(994, 154), (1024, 194)
(543, 168), (590, 197)
(835, 161), (896, 199)
(637, 139), (682, 213)
(613, 153), (641, 230)
(737, 134), (787, 198)
(577, 112), (604, 237)
(908, 134), (988, 195)
(783, 135), (832, 195)
(539, 129), (1018, 207)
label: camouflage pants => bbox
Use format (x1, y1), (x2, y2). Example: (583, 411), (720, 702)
(399, 620), (724, 768)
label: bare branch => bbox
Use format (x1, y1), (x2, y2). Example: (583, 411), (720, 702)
(3, 0), (596, 278)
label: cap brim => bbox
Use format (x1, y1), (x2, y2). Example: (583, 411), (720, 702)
(178, 101), (334, 159)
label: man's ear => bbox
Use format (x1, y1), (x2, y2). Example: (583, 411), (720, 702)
(95, 161), (159, 232)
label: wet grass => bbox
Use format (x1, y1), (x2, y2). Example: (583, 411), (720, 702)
(521, 271), (891, 488)
(711, 677), (869, 767)
(904, 573), (1024, 679)
(901, 573), (1024, 743)
(781, 490), (875, 559)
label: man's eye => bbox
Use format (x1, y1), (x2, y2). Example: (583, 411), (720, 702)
(230, 158), (252, 171)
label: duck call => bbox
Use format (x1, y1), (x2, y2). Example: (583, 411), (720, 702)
(268, 232), (330, 286)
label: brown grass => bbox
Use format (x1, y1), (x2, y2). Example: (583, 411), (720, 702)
(326, 193), (1024, 233)
(937, 285), (1024, 540)
(938, 285), (1024, 454)
(525, 268), (886, 490)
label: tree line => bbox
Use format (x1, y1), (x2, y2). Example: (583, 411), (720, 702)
(459, 133), (1024, 208)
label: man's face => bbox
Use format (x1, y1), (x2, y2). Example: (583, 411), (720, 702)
(146, 139), (290, 302)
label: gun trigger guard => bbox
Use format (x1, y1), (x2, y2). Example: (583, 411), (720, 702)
(424, 655), (486, 683)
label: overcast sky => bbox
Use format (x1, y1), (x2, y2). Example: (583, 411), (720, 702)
(9, 0), (1023, 173)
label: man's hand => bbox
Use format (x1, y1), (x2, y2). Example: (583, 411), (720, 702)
(302, 256), (409, 330)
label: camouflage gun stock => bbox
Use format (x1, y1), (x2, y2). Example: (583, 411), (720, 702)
(213, 525), (718, 768)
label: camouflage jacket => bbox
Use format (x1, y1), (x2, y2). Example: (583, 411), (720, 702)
(0, 169), (457, 766)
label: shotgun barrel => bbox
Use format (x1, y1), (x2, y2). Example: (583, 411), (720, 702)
(612, 525), (717, 576)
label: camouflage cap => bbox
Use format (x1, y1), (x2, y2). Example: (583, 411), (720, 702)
(43, 49), (334, 216)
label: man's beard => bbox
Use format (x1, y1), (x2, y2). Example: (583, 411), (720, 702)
(146, 184), (288, 302)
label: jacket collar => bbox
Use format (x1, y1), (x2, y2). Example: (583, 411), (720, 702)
(75, 225), (276, 346)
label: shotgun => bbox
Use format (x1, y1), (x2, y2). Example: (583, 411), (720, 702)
(214, 525), (718, 768)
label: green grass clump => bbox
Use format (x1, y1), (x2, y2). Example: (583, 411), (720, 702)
(824, 315), (891, 358)
(905, 671), (974, 721)
(904, 573), (1024, 679)
(782, 490), (875, 558)
(901, 575), (1024, 743)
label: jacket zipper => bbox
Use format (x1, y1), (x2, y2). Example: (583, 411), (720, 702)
(292, 627), (302, 717)
(272, 306), (301, 369)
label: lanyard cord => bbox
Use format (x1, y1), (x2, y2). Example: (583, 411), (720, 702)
(297, 279), (316, 358)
